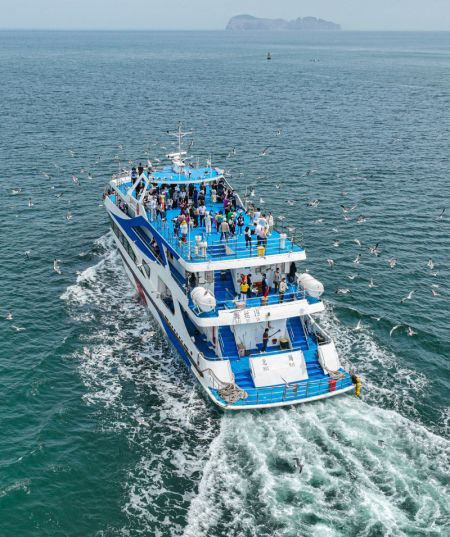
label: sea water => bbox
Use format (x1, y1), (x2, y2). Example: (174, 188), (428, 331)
(0, 30), (449, 536)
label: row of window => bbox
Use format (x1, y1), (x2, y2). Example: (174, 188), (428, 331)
(110, 217), (137, 264)
(110, 217), (152, 279)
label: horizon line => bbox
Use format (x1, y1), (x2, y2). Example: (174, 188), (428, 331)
(1, 28), (450, 33)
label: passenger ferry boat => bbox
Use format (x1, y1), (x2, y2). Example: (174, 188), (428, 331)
(104, 127), (356, 409)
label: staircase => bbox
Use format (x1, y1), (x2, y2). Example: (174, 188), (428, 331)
(218, 325), (238, 359)
(214, 270), (236, 308)
(287, 317), (324, 380)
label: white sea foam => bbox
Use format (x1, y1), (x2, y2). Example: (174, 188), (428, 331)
(63, 235), (449, 536)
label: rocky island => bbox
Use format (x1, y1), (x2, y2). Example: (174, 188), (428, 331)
(226, 14), (341, 31)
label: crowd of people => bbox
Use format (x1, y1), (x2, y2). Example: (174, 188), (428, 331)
(238, 269), (289, 304)
(129, 169), (276, 250)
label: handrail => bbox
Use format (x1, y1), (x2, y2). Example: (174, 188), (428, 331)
(213, 373), (353, 405)
(201, 367), (231, 390)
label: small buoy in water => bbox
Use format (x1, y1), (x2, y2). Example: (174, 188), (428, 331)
(267, 52), (272, 60)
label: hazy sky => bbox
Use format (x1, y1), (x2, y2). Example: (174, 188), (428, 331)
(1, 0), (450, 31)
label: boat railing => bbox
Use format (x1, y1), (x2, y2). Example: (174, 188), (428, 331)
(212, 373), (354, 405)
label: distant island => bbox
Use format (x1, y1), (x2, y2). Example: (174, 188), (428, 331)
(226, 14), (341, 31)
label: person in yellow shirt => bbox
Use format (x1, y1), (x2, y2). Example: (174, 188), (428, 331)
(240, 278), (249, 301)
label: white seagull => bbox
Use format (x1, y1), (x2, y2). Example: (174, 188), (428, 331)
(53, 259), (62, 274)
(400, 290), (415, 304)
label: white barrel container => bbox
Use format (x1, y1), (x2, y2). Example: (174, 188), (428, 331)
(280, 232), (287, 249)
(191, 286), (216, 312)
(297, 273), (324, 298)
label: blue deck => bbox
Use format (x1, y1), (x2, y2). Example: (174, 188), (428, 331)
(113, 182), (304, 263)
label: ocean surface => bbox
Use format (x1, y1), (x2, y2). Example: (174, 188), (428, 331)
(0, 30), (449, 536)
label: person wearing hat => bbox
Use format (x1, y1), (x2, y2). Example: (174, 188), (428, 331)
(204, 211), (212, 235)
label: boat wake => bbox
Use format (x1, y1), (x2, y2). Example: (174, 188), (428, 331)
(61, 233), (220, 535)
(62, 234), (449, 536)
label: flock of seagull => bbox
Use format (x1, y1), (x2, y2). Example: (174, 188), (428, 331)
(4, 134), (447, 342)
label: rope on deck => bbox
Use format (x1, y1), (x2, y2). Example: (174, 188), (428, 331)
(218, 384), (249, 404)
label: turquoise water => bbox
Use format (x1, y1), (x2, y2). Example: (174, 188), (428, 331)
(0, 30), (449, 536)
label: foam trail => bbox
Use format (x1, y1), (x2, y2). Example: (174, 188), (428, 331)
(184, 400), (449, 537)
(62, 233), (220, 535)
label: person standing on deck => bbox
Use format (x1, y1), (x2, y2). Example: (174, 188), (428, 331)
(246, 273), (253, 298)
(268, 212), (274, 231)
(261, 274), (268, 297)
(199, 203), (206, 227)
(279, 277), (288, 303)
(219, 219), (230, 242)
(237, 212), (244, 235)
(273, 267), (281, 290)
(205, 211), (212, 234)
(244, 226), (252, 250)
(180, 220), (188, 243)
(240, 277), (249, 302)
(261, 328), (270, 353)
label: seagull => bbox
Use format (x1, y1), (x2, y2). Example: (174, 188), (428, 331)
(431, 288), (440, 297)
(437, 208), (446, 220)
(287, 200), (295, 206)
(336, 288), (352, 295)
(390, 324), (401, 337)
(356, 215), (367, 224)
(56, 192), (64, 198)
(343, 215), (352, 221)
(11, 325), (26, 332)
(353, 239), (362, 247)
(11, 188), (22, 195)
(259, 147), (269, 156)
(293, 457), (304, 474)
(353, 254), (362, 265)
(24, 250), (31, 258)
(53, 259), (62, 274)
(371, 316), (382, 321)
(407, 326), (416, 336)
(353, 320), (363, 330)
(141, 330), (156, 342)
(68, 149), (75, 157)
(305, 169), (316, 176)
(341, 204), (357, 213)
(368, 278), (376, 288)
(66, 210), (73, 221)
(275, 183), (280, 189)
(135, 416), (150, 427)
(250, 189), (255, 197)
(347, 274), (357, 280)
(327, 258), (335, 268)
(427, 258), (434, 270)
(28, 197), (33, 208)
(313, 218), (324, 224)
(332, 228), (339, 233)
(369, 243), (381, 256)
(5, 311), (13, 321)
(307, 199), (320, 208)
(388, 257), (397, 269)
(400, 290), (415, 303)
(276, 129), (282, 136)
(72, 175), (80, 186)
(333, 240), (340, 247)
(259, 197), (265, 205)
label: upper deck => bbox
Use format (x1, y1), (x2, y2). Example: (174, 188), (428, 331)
(109, 172), (306, 270)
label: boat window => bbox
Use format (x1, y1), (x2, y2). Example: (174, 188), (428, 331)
(132, 225), (162, 263)
(158, 276), (175, 314)
(142, 260), (151, 278)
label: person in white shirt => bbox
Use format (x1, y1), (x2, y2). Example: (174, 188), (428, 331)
(204, 211), (212, 234)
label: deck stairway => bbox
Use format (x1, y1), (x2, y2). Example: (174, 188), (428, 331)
(287, 317), (325, 380)
(214, 270), (236, 309)
(218, 325), (239, 358)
